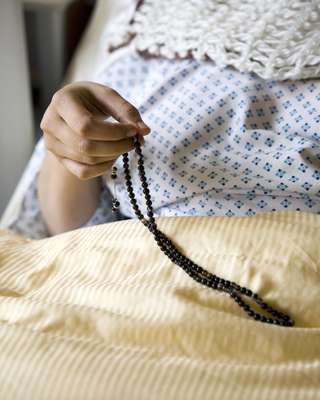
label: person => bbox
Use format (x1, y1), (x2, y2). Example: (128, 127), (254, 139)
(7, 0), (320, 239)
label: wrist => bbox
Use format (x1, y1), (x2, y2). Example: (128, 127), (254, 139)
(38, 151), (102, 235)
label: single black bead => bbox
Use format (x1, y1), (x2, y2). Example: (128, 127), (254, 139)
(111, 173), (117, 179)
(149, 225), (157, 234)
(133, 208), (141, 215)
(217, 283), (224, 290)
(143, 188), (151, 196)
(277, 313), (290, 321)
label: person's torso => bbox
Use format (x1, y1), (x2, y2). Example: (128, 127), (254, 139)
(95, 50), (320, 218)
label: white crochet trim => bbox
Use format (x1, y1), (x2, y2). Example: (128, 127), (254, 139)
(106, 0), (320, 80)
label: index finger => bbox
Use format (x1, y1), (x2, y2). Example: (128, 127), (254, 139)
(87, 84), (151, 135)
(52, 90), (140, 141)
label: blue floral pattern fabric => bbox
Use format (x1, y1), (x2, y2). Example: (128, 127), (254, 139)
(7, 50), (320, 238)
(100, 53), (320, 218)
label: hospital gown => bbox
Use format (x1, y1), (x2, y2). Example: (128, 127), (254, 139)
(8, 49), (320, 239)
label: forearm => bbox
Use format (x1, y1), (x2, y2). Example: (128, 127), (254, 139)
(38, 151), (102, 235)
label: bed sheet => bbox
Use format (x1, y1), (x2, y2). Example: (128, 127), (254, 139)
(0, 211), (319, 399)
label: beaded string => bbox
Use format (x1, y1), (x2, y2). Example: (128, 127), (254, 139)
(111, 166), (120, 212)
(113, 135), (295, 327)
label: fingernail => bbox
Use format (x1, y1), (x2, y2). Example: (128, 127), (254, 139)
(138, 135), (145, 146)
(138, 121), (150, 135)
(127, 128), (137, 137)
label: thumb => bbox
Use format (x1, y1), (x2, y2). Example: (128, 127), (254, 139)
(90, 83), (150, 135)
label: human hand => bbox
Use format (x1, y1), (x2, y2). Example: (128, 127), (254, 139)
(40, 81), (150, 180)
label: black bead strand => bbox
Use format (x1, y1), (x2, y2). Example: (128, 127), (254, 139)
(121, 135), (295, 327)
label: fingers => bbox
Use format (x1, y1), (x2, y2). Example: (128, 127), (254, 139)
(96, 85), (148, 130)
(43, 114), (136, 157)
(74, 82), (150, 132)
(44, 129), (136, 162)
(91, 85), (150, 133)
(40, 82), (150, 180)
(50, 91), (139, 141)
(53, 153), (116, 180)
(43, 133), (117, 164)
(49, 83), (150, 141)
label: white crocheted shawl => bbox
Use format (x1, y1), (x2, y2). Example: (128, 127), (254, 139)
(106, 0), (320, 81)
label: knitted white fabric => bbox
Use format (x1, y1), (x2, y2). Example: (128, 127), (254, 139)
(106, 0), (320, 81)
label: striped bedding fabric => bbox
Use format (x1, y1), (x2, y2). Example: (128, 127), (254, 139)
(0, 211), (319, 400)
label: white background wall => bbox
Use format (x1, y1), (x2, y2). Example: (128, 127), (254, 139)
(0, 0), (34, 216)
